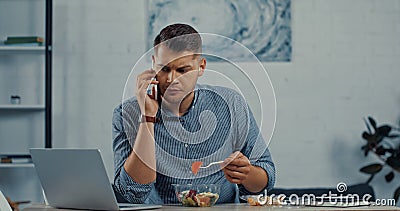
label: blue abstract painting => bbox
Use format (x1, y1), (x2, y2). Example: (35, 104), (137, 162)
(147, 0), (291, 62)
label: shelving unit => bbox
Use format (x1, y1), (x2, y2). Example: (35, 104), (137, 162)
(0, 0), (52, 160)
(0, 163), (34, 168)
(0, 45), (45, 52)
(0, 105), (45, 110)
(0, 0), (52, 205)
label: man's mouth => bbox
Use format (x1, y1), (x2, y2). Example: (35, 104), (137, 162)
(164, 87), (182, 95)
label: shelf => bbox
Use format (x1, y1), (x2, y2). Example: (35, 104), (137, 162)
(0, 45), (45, 53)
(0, 104), (45, 110)
(0, 163), (34, 168)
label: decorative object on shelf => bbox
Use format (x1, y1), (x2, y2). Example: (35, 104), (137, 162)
(358, 116), (400, 202)
(3, 36), (44, 46)
(10, 95), (21, 105)
(0, 154), (32, 164)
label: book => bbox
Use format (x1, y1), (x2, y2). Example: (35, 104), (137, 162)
(0, 154), (32, 163)
(1, 42), (43, 47)
(1, 158), (32, 164)
(4, 36), (44, 45)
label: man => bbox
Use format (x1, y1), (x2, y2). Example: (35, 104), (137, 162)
(112, 23), (275, 204)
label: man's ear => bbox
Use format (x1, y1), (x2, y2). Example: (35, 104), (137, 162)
(198, 57), (206, 77)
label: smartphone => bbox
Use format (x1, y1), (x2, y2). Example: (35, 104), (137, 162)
(146, 77), (159, 101)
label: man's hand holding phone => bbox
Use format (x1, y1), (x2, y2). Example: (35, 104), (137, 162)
(147, 77), (158, 101)
(125, 68), (159, 184)
(136, 69), (159, 117)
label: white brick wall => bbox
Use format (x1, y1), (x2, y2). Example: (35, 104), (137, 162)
(267, 0), (400, 203)
(4, 0), (400, 204)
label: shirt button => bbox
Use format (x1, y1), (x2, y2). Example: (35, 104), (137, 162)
(185, 144), (188, 147)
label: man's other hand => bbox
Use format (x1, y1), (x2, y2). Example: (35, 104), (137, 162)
(221, 151), (251, 184)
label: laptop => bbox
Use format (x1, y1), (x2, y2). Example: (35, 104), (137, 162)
(30, 148), (161, 210)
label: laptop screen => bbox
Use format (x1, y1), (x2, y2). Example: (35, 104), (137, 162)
(30, 148), (125, 210)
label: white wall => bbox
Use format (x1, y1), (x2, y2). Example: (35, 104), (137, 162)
(268, 0), (400, 202)
(52, 0), (146, 180)
(49, 0), (400, 204)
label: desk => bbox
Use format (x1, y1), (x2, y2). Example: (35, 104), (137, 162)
(24, 203), (400, 211)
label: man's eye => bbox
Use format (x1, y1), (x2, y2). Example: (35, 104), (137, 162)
(161, 67), (169, 72)
(176, 68), (189, 73)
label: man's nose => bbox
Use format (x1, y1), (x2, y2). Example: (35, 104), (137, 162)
(166, 70), (179, 83)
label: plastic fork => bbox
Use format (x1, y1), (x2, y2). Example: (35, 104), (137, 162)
(191, 161), (224, 175)
(200, 160), (224, 169)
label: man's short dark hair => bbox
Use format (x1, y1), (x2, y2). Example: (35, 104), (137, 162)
(153, 23), (202, 53)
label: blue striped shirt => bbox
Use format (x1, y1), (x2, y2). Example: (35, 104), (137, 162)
(112, 84), (275, 204)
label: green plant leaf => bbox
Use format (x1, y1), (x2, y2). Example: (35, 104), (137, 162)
(385, 171), (394, 182)
(377, 125), (392, 137)
(362, 132), (373, 141)
(364, 148), (369, 156)
(388, 134), (400, 138)
(387, 156), (400, 168)
(366, 174), (375, 184)
(394, 186), (400, 203)
(376, 136), (385, 144)
(364, 117), (372, 133)
(376, 146), (387, 155)
(359, 163), (383, 174)
(368, 116), (377, 130)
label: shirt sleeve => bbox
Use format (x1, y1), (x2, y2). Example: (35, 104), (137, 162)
(112, 101), (154, 203)
(232, 94), (276, 195)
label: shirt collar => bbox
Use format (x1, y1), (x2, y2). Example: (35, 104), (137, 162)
(158, 85), (200, 118)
